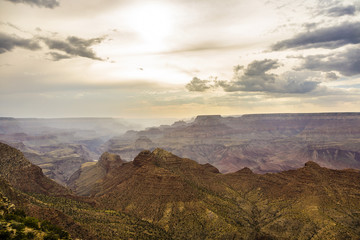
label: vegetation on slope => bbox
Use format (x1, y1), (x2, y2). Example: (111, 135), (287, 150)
(0, 193), (70, 240)
(2, 141), (360, 239)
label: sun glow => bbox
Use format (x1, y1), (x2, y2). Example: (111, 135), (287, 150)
(124, 3), (176, 52)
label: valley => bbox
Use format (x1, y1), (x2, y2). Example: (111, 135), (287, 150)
(104, 113), (360, 174)
(1, 113), (360, 239)
(1, 141), (360, 239)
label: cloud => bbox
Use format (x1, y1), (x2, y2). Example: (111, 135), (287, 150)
(185, 77), (213, 92)
(300, 46), (360, 76)
(323, 5), (357, 17)
(0, 32), (41, 53)
(315, 0), (357, 17)
(42, 36), (105, 60)
(186, 59), (321, 94)
(0, 31), (105, 61)
(272, 22), (360, 50)
(216, 59), (280, 92)
(47, 52), (71, 61)
(5, 0), (60, 8)
(219, 60), (320, 94)
(325, 72), (338, 80)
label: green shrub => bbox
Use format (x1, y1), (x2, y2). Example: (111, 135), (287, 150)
(41, 220), (69, 239)
(0, 222), (7, 230)
(13, 230), (26, 240)
(26, 231), (36, 239)
(4, 213), (18, 221)
(44, 233), (59, 240)
(10, 222), (25, 231)
(24, 217), (39, 230)
(13, 209), (26, 218)
(0, 230), (12, 239)
(41, 220), (52, 231)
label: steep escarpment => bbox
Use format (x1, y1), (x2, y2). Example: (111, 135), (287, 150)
(104, 113), (360, 173)
(67, 152), (124, 196)
(222, 161), (360, 239)
(0, 143), (96, 239)
(68, 148), (360, 239)
(306, 141), (360, 169)
(0, 142), (70, 195)
(2, 142), (360, 239)
(0, 117), (140, 186)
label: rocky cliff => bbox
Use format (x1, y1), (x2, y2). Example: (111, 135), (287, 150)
(67, 152), (123, 196)
(0, 142), (70, 195)
(2, 143), (360, 239)
(69, 148), (360, 239)
(104, 112), (360, 173)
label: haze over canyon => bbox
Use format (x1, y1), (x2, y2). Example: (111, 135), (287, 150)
(0, 112), (360, 239)
(1, 0), (360, 239)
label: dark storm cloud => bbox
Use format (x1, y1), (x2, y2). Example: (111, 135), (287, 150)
(185, 77), (213, 92)
(272, 22), (360, 50)
(187, 59), (320, 94)
(0, 32), (41, 53)
(42, 36), (105, 60)
(324, 5), (356, 17)
(300, 47), (360, 76)
(5, 0), (60, 8)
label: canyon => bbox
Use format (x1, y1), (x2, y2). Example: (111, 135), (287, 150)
(1, 142), (360, 239)
(104, 113), (360, 174)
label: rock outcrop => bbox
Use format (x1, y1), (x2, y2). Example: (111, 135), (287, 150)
(2, 143), (360, 239)
(69, 148), (360, 239)
(67, 152), (123, 196)
(0, 142), (70, 195)
(104, 113), (360, 173)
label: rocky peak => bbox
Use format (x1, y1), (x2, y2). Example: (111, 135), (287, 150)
(0, 142), (70, 195)
(236, 167), (254, 174)
(98, 152), (123, 173)
(152, 148), (172, 158)
(152, 148), (185, 167)
(0, 142), (31, 169)
(133, 150), (152, 166)
(304, 161), (322, 169)
(201, 163), (220, 173)
(133, 148), (185, 168)
(193, 115), (223, 126)
(171, 120), (187, 127)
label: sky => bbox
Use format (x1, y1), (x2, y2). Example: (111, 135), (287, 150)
(0, 0), (360, 118)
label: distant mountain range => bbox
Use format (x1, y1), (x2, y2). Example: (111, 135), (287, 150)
(0, 117), (138, 185)
(104, 112), (360, 174)
(1, 141), (360, 239)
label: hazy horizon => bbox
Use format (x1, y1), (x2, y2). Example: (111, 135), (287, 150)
(1, 0), (360, 118)
(2, 111), (360, 120)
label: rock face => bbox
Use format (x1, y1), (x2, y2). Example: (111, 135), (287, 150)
(104, 112), (360, 173)
(23, 143), (95, 185)
(98, 152), (123, 172)
(2, 143), (360, 239)
(0, 142), (70, 195)
(68, 148), (360, 239)
(134, 136), (154, 149)
(0, 117), (141, 185)
(0, 147), (96, 240)
(67, 152), (123, 196)
(0, 134), (100, 185)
